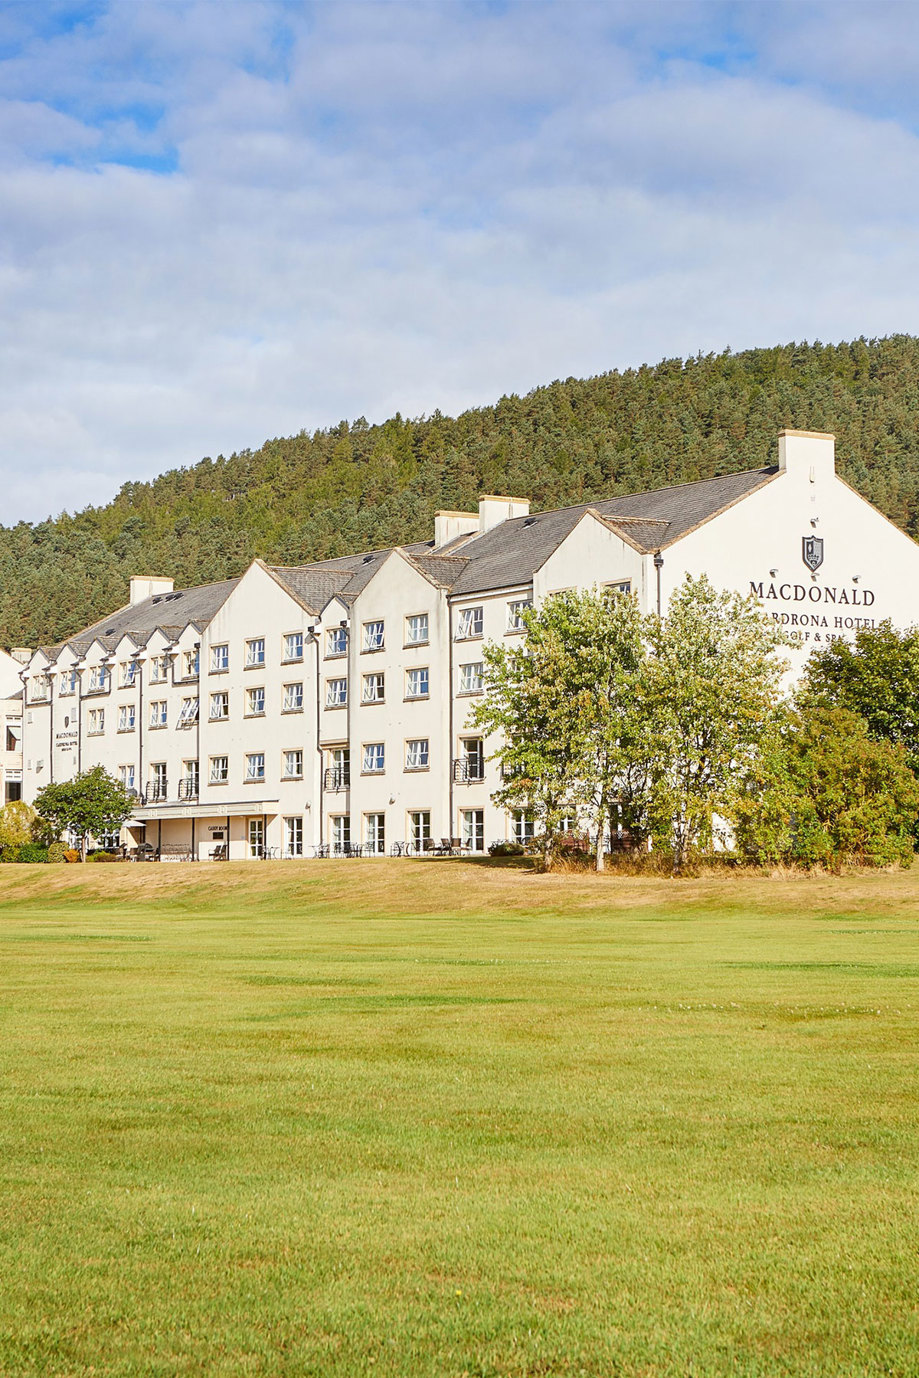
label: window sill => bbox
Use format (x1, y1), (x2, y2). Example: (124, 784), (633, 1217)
(361, 646), (385, 655)
(148, 723), (167, 730)
(209, 667), (229, 675)
(361, 770), (384, 776)
(210, 779), (229, 786)
(244, 665), (266, 673)
(86, 730), (104, 737)
(244, 712), (266, 719)
(282, 774), (304, 782)
(456, 689), (484, 697)
(404, 640), (430, 649)
(325, 702), (347, 710)
(504, 628), (525, 636)
(404, 694), (429, 702)
(117, 727), (136, 734)
(281, 657), (304, 666)
(325, 651), (347, 661)
(209, 716), (229, 724)
(244, 777), (266, 785)
(404, 765), (430, 773)
(281, 706), (304, 714)
(361, 699), (385, 707)
(454, 634), (483, 643)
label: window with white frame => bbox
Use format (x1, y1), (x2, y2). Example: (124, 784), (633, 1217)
(119, 660), (138, 688)
(245, 638), (265, 667)
(248, 818), (264, 858)
(149, 656), (168, 684)
(87, 708), (105, 735)
(149, 700), (167, 728)
(282, 682), (303, 712)
(283, 749), (303, 779)
(326, 678), (347, 707)
(405, 667), (429, 699)
(211, 643), (229, 672)
(362, 620), (384, 652)
(409, 810), (431, 850)
(246, 686), (266, 716)
(209, 691), (229, 720)
(210, 755), (229, 783)
(283, 632), (303, 662)
(362, 742), (384, 774)
(405, 738), (429, 770)
(456, 606), (483, 639)
(149, 762), (167, 797)
(178, 696), (199, 726)
(284, 816), (304, 857)
(326, 627), (348, 657)
(60, 669), (78, 695)
(461, 809), (485, 852)
(507, 599), (532, 632)
(327, 747), (349, 789)
(245, 752), (265, 781)
(362, 672), (385, 703)
(511, 809), (535, 844)
(364, 812), (385, 854)
(97, 830), (121, 851)
(604, 580), (632, 596)
(30, 677), (49, 702)
(183, 649), (199, 677)
(118, 704), (135, 732)
(330, 815), (350, 855)
(88, 666), (109, 693)
(405, 613), (428, 645)
(459, 661), (484, 694)
(459, 737), (484, 780)
(119, 764), (135, 792)
(182, 759), (199, 791)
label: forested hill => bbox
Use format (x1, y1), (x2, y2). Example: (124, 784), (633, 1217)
(5, 334), (919, 649)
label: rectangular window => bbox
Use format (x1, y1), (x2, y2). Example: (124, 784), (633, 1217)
(461, 809), (485, 852)
(149, 762), (167, 800)
(362, 672), (385, 703)
(246, 686), (266, 716)
(326, 627), (348, 657)
(456, 606), (483, 640)
(330, 815), (350, 855)
(118, 704), (135, 733)
(245, 638), (266, 667)
(282, 682), (303, 712)
(119, 764), (135, 792)
(30, 677), (49, 702)
(511, 809), (535, 844)
(326, 678), (347, 707)
(149, 700), (167, 728)
(60, 669), (78, 695)
(211, 644), (229, 672)
(283, 749), (303, 779)
(362, 620), (384, 652)
(362, 742), (384, 774)
(327, 747), (350, 789)
(87, 708), (104, 735)
(248, 818), (265, 858)
(406, 667), (429, 699)
(246, 752), (265, 782)
(149, 656), (168, 684)
(405, 738), (429, 770)
(409, 810), (431, 851)
(181, 760), (199, 797)
(119, 660), (138, 688)
(405, 613), (428, 645)
(605, 580), (632, 596)
(183, 649), (199, 677)
(507, 600), (532, 632)
(364, 812), (385, 855)
(284, 816), (304, 858)
(88, 666), (109, 693)
(459, 662), (484, 694)
(283, 632), (303, 662)
(209, 691), (229, 720)
(458, 737), (484, 781)
(210, 755), (229, 784)
(178, 696), (199, 726)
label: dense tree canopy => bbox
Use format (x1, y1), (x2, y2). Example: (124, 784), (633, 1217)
(6, 334), (919, 647)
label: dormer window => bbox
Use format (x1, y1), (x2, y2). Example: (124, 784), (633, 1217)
(183, 649), (199, 678)
(149, 655), (168, 684)
(120, 660), (138, 688)
(87, 666), (110, 693)
(60, 669), (78, 696)
(327, 627), (348, 657)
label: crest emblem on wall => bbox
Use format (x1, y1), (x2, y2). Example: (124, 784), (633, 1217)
(802, 535), (824, 572)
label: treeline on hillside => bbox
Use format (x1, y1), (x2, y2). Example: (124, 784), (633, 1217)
(5, 334), (919, 647)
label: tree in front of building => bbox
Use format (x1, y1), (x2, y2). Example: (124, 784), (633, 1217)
(736, 705), (919, 869)
(33, 767), (136, 861)
(641, 576), (788, 873)
(802, 620), (919, 773)
(474, 589), (646, 870)
(0, 799), (39, 852)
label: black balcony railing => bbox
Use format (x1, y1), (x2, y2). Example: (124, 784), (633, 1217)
(324, 767), (351, 791)
(452, 757), (484, 783)
(178, 778), (199, 800)
(143, 781), (168, 804)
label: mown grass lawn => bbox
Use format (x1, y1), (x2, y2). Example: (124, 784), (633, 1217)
(0, 859), (918, 1377)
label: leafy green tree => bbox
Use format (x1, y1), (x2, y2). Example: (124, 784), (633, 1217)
(802, 621), (919, 772)
(33, 767), (136, 861)
(473, 590), (647, 869)
(0, 799), (38, 850)
(642, 576), (788, 873)
(737, 705), (919, 869)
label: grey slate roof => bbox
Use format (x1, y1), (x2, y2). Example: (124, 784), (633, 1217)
(55, 465), (778, 652)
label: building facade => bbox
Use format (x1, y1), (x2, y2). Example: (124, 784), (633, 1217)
(0, 647), (25, 805)
(16, 430), (919, 858)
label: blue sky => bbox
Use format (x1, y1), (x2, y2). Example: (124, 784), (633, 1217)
(2, 0), (919, 521)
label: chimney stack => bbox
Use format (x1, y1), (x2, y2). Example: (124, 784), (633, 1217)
(478, 495), (530, 534)
(777, 429), (835, 481)
(9, 648), (32, 665)
(129, 576), (175, 606)
(433, 511), (479, 548)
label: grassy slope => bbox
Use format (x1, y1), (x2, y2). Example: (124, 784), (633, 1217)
(0, 860), (917, 1377)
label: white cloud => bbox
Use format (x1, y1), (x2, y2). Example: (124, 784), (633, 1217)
(0, 0), (918, 521)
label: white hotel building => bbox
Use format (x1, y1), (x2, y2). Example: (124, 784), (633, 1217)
(16, 430), (919, 859)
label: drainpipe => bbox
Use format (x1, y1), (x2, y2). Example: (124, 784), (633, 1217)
(654, 550), (664, 616)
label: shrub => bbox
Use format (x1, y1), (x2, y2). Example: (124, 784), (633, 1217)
(88, 850), (123, 863)
(0, 845), (20, 863)
(16, 844), (49, 864)
(63, 849), (81, 864)
(488, 840), (525, 857)
(47, 842), (66, 864)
